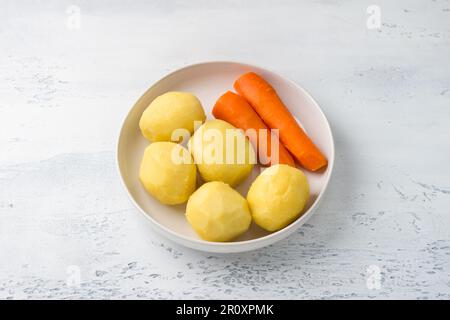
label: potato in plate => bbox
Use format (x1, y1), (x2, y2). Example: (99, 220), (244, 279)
(247, 164), (309, 232)
(139, 142), (196, 205)
(186, 181), (252, 242)
(188, 119), (256, 187)
(139, 91), (206, 142)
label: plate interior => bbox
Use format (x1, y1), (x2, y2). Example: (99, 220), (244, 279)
(118, 62), (333, 243)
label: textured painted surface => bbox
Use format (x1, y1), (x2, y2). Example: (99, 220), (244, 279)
(1, 0), (450, 299)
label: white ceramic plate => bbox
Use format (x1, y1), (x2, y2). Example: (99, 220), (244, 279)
(117, 61), (334, 253)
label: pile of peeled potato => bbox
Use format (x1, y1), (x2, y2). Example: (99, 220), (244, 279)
(138, 73), (327, 242)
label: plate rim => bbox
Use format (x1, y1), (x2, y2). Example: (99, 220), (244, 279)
(116, 60), (335, 253)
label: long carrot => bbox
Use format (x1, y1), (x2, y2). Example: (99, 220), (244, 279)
(234, 72), (327, 171)
(212, 91), (295, 167)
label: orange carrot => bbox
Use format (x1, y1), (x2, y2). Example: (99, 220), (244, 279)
(213, 91), (295, 167)
(234, 72), (327, 171)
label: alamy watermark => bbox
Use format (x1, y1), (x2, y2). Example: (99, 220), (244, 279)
(366, 264), (382, 290)
(366, 5), (381, 30)
(171, 125), (280, 166)
(66, 265), (81, 288)
(66, 5), (81, 30)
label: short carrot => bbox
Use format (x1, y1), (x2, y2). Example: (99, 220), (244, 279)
(212, 91), (295, 167)
(234, 72), (327, 171)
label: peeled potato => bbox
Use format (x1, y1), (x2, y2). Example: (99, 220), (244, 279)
(247, 164), (310, 232)
(186, 181), (251, 242)
(139, 91), (206, 142)
(189, 119), (256, 187)
(139, 142), (196, 205)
